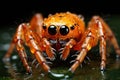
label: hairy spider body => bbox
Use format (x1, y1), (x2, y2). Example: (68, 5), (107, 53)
(3, 12), (120, 73)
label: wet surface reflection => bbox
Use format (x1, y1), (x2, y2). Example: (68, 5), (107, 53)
(2, 54), (120, 80)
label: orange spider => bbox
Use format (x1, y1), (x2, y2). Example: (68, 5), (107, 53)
(3, 12), (120, 74)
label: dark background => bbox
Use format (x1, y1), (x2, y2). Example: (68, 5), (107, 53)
(0, 0), (120, 27)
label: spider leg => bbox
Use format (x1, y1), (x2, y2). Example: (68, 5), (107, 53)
(60, 39), (76, 60)
(23, 24), (50, 72)
(70, 16), (111, 73)
(70, 30), (98, 73)
(42, 38), (56, 60)
(97, 18), (107, 70)
(3, 24), (32, 73)
(98, 17), (120, 56)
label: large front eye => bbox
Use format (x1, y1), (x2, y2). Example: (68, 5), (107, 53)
(60, 25), (69, 36)
(48, 25), (57, 35)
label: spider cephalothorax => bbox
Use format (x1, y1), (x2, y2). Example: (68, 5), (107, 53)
(42, 12), (84, 41)
(3, 12), (120, 74)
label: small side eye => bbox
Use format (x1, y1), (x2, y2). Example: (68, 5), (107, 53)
(70, 25), (75, 30)
(43, 25), (47, 29)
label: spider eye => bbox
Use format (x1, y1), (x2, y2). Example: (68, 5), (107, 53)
(43, 25), (46, 29)
(60, 25), (69, 36)
(48, 25), (57, 35)
(70, 25), (75, 30)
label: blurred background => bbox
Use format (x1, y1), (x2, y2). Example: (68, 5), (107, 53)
(0, 0), (120, 27)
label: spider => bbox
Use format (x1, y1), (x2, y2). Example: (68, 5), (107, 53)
(3, 12), (120, 74)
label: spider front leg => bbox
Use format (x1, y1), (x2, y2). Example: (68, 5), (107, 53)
(69, 16), (117, 73)
(42, 38), (56, 60)
(60, 39), (76, 60)
(4, 23), (51, 73)
(23, 24), (51, 72)
(70, 30), (98, 73)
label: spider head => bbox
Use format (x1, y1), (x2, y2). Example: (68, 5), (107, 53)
(42, 12), (85, 40)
